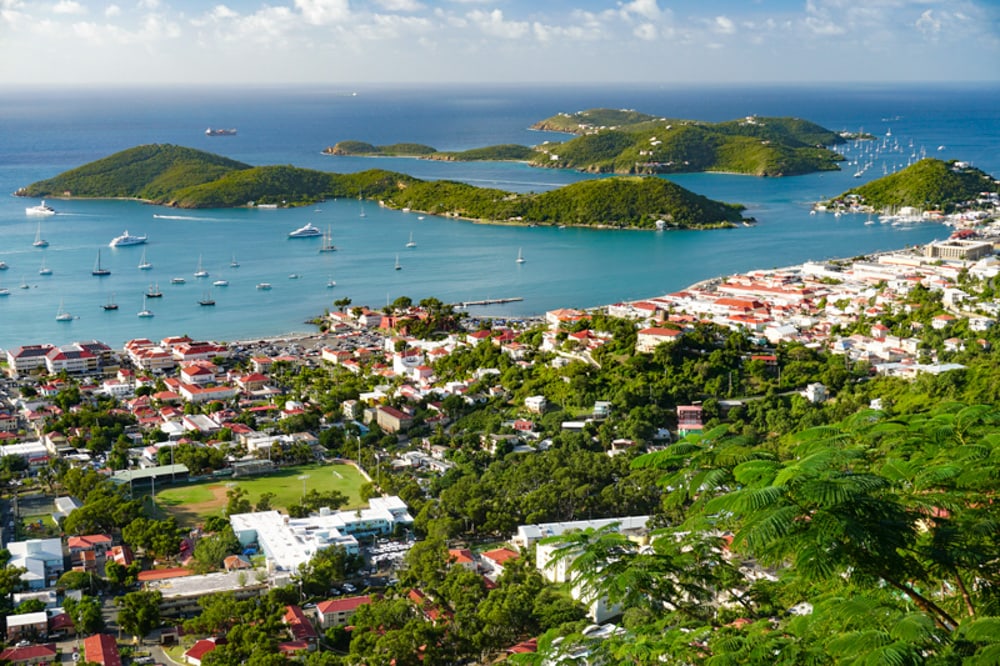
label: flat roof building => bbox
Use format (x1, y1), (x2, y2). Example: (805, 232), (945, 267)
(230, 496), (413, 573)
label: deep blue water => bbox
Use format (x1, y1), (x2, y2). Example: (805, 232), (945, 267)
(1, 84), (998, 349)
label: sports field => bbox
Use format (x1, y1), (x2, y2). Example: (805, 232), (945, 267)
(153, 461), (368, 527)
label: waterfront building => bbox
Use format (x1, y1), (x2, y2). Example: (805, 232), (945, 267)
(924, 239), (995, 261)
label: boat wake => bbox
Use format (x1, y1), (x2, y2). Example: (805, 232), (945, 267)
(153, 214), (216, 221)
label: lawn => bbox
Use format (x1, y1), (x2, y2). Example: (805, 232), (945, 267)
(153, 461), (368, 527)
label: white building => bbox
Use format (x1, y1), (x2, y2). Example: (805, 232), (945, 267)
(230, 496), (413, 573)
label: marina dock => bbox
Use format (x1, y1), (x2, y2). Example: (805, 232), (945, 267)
(454, 297), (523, 308)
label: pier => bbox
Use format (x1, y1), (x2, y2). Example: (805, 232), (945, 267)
(454, 297), (523, 308)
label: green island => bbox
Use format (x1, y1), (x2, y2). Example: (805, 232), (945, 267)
(324, 108), (850, 177)
(825, 158), (999, 211)
(17, 143), (747, 229)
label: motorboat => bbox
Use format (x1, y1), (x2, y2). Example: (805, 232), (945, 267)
(213, 279), (229, 287)
(288, 222), (322, 238)
(26, 201), (56, 216)
(109, 230), (148, 247)
(171, 277), (186, 285)
(256, 282), (272, 290)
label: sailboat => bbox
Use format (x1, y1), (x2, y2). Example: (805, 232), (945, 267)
(39, 255), (52, 276)
(516, 247), (525, 264)
(32, 220), (49, 248)
(230, 253), (240, 268)
(0, 282), (9, 297)
(394, 254), (402, 271)
(19, 276), (30, 290)
(146, 282), (163, 298)
(405, 232), (416, 248)
(137, 295), (154, 318)
(199, 290), (216, 306)
(103, 293), (119, 311)
(326, 276), (337, 288)
(359, 193), (367, 218)
(92, 249), (111, 276)
(319, 226), (337, 252)
(56, 300), (74, 321)
(194, 255), (209, 278)
(138, 248), (152, 270)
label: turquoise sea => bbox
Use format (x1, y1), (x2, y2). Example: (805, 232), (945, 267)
(1, 84), (998, 349)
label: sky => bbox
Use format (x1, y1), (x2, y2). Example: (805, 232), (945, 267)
(1, 0), (998, 85)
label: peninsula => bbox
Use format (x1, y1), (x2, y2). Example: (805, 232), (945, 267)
(820, 158), (999, 213)
(324, 108), (849, 177)
(15, 144), (747, 230)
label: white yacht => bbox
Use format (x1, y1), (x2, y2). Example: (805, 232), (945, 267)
(256, 282), (272, 290)
(213, 278), (229, 287)
(56, 300), (74, 322)
(109, 230), (148, 247)
(288, 222), (322, 238)
(137, 295), (155, 318)
(26, 201), (56, 216)
(194, 255), (209, 278)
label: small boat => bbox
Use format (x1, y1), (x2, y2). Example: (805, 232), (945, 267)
(19, 276), (30, 290)
(516, 248), (525, 264)
(199, 291), (216, 306)
(55, 300), (74, 322)
(109, 229), (147, 247)
(146, 282), (163, 298)
(0, 261), (7, 270)
(288, 222), (322, 238)
(256, 282), (272, 290)
(405, 232), (416, 248)
(138, 248), (152, 270)
(171, 277), (186, 285)
(26, 200), (56, 216)
(326, 277), (337, 288)
(103, 293), (119, 311)
(194, 255), (209, 278)
(417, 216), (425, 221)
(0, 285), (9, 296)
(319, 226), (337, 252)
(137, 295), (154, 318)
(92, 249), (111, 276)
(230, 253), (240, 268)
(288, 273), (300, 279)
(38, 256), (52, 276)
(394, 254), (402, 271)
(206, 128), (237, 136)
(32, 221), (48, 248)
(213, 278), (229, 287)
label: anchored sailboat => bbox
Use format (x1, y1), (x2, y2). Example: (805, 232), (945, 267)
(92, 249), (111, 276)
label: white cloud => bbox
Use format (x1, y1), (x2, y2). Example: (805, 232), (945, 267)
(620, 0), (660, 22)
(713, 16), (735, 35)
(915, 9), (941, 35)
(104, 4), (120, 17)
(467, 9), (529, 39)
(210, 5), (238, 20)
(634, 22), (657, 40)
(53, 0), (85, 15)
(294, 0), (350, 26)
(374, 0), (423, 11)
(137, 0), (158, 9)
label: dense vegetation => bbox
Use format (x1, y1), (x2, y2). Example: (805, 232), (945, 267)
(326, 110), (847, 177)
(18, 146), (746, 228)
(836, 158), (998, 211)
(322, 141), (437, 156)
(16, 144), (249, 200)
(324, 141), (533, 162)
(530, 118), (844, 176)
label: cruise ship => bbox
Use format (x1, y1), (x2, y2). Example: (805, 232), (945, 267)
(206, 128), (237, 136)
(288, 222), (322, 238)
(26, 201), (56, 216)
(109, 230), (148, 247)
